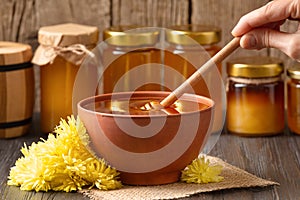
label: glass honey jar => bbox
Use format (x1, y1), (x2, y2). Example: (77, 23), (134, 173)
(164, 24), (224, 138)
(0, 41), (34, 138)
(101, 26), (162, 94)
(287, 66), (300, 135)
(32, 23), (99, 133)
(164, 24), (222, 96)
(226, 56), (284, 136)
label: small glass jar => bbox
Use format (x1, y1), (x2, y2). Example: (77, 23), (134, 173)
(164, 24), (222, 96)
(32, 23), (99, 133)
(0, 41), (34, 138)
(101, 26), (162, 93)
(287, 66), (300, 135)
(226, 56), (284, 136)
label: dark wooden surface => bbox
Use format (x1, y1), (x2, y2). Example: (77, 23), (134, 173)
(0, 114), (299, 200)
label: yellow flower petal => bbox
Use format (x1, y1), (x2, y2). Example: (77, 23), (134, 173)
(181, 156), (224, 184)
(7, 115), (122, 192)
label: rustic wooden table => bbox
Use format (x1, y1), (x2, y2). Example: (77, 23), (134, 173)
(0, 114), (299, 200)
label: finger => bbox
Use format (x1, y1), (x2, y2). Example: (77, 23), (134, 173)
(240, 28), (300, 60)
(261, 20), (286, 30)
(240, 28), (288, 49)
(232, 0), (293, 36)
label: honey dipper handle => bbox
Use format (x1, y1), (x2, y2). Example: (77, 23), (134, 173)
(160, 37), (240, 108)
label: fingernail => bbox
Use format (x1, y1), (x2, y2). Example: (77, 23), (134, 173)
(231, 27), (238, 36)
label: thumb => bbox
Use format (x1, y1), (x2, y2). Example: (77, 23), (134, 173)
(240, 28), (300, 60)
(240, 28), (289, 49)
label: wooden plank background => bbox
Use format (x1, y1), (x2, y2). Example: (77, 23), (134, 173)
(0, 0), (298, 111)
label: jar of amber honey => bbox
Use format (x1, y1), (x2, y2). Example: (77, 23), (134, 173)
(287, 66), (300, 135)
(164, 25), (223, 137)
(164, 24), (222, 96)
(32, 23), (99, 133)
(102, 26), (162, 93)
(226, 56), (284, 136)
(0, 41), (34, 138)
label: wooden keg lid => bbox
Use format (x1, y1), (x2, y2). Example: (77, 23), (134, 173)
(38, 23), (99, 46)
(0, 41), (32, 65)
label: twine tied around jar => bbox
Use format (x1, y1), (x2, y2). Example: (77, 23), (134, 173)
(226, 76), (282, 92)
(32, 44), (95, 66)
(227, 76), (282, 84)
(51, 44), (94, 58)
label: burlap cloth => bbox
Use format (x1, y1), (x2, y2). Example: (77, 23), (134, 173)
(79, 156), (279, 200)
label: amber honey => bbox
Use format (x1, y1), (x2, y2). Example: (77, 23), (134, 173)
(226, 56), (284, 136)
(227, 79), (284, 135)
(287, 67), (300, 135)
(164, 25), (223, 135)
(102, 26), (162, 94)
(164, 25), (222, 97)
(84, 98), (209, 116)
(40, 56), (79, 132)
(33, 23), (99, 133)
(102, 47), (161, 93)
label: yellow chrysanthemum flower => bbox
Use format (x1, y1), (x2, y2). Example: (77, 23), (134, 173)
(181, 156), (224, 184)
(8, 115), (122, 192)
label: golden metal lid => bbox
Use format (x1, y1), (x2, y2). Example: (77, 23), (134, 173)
(287, 66), (300, 80)
(166, 24), (221, 45)
(38, 23), (99, 46)
(227, 56), (283, 78)
(0, 41), (32, 65)
(103, 25), (160, 46)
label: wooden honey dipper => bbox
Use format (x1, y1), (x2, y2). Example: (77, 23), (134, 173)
(160, 37), (240, 108)
(139, 37), (241, 111)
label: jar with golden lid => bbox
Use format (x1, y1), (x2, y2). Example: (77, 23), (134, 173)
(32, 23), (99, 133)
(164, 24), (223, 137)
(287, 65), (300, 135)
(102, 26), (162, 93)
(0, 41), (34, 138)
(164, 24), (222, 96)
(226, 56), (284, 136)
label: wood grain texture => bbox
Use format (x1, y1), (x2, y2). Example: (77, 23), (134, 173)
(0, 72), (7, 123)
(0, 1), (300, 199)
(0, 0), (299, 110)
(0, 0), (38, 49)
(0, 0), (111, 48)
(191, 0), (269, 60)
(191, 0), (300, 76)
(0, 0), (297, 57)
(269, 20), (299, 68)
(0, 67), (34, 138)
(111, 0), (189, 27)
(0, 0), (111, 113)
(0, 114), (299, 199)
(35, 0), (111, 30)
(0, 122), (90, 199)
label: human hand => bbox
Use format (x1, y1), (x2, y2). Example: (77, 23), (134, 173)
(231, 0), (300, 61)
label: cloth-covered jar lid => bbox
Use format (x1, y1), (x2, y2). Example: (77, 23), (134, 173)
(38, 23), (99, 47)
(33, 23), (99, 66)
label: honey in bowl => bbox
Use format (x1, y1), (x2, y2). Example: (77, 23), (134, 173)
(85, 98), (209, 116)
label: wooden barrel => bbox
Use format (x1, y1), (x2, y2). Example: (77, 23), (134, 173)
(0, 41), (34, 138)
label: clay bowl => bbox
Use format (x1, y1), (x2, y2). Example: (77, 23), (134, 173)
(77, 91), (214, 185)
